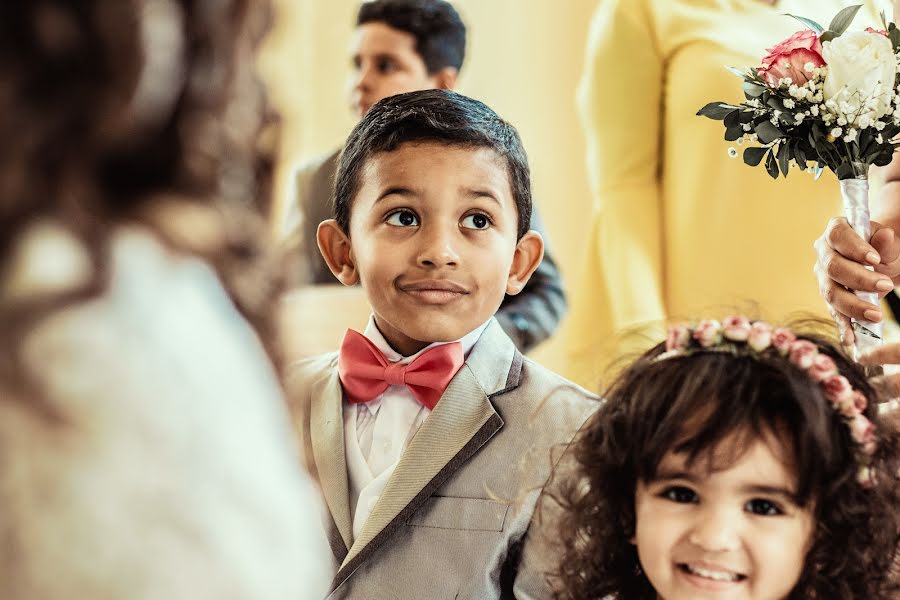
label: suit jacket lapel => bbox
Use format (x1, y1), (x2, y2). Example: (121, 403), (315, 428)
(309, 364), (354, 560)
(334, 319), (521, 583)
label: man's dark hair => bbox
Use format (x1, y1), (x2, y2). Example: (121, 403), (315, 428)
(357, 0), (466, 73)
(334, 89), (532, 239)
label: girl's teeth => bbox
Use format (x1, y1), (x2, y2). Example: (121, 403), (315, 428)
(686, 564), (739, 582)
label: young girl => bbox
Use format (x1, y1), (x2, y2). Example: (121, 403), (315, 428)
(553, 315), (900, 600)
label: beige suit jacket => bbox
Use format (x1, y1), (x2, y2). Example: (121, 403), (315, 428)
(287, 319), (599, 599)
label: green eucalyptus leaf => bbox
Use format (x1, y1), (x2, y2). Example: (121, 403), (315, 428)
(697, 102), (738, 120)
(836, 162), (855, 180)
(814, 163), (824, 180)
(724, 110), (742, 128)
(755, 120), (783, 144)
(726, 66), (751, 79)
(725, 123), (745, 141)
(765, 148), (780, 179)
(792, 143), (807, 168)
(784, 13), (824, 34)
(828, 4), (862, 36)
(819, 30), (838, 44)
(744, 146), (768, 167)
(890, 27), (900, 51)
(777, 142), (790, 176)
(743, 81), (766, 98)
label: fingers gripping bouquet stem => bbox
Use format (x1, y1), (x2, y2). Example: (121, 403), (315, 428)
(698, 5), (900, 359)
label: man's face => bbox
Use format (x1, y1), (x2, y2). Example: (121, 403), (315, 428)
(348, 22), (443, 118)
(344, 141), (539, 355)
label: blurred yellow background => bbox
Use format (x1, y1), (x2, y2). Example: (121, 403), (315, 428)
(258, 0), (600, 373)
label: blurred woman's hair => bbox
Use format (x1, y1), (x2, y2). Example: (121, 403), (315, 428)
(0, 0), (282, 384)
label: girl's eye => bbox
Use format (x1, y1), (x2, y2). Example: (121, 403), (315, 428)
(745, 499), (783, 516)
(461, 213), (491, 230)
(661, 486), (698, 504)
(385, 210), (419, 227)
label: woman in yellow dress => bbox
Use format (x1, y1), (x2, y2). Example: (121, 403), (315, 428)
(566, 0), (892, 387)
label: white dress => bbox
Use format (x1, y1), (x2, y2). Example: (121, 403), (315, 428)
(0, 224), (331, 600)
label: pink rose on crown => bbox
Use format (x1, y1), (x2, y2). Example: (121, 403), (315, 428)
(788, 340), (818, 370)
(852, 390), (868, 412)
(758, 29), (825, 86)
(849, 413), (876, 446)
(748, 321), (773, 352)
(866, 26), (889, 36)
(666, 324), (691, 352)
(822, 374), (856, 416)
(808, 353), (838, 382)
(771, 328), (797, 356)
(723, 315), (752, 342)
(693, 319), (723, 347)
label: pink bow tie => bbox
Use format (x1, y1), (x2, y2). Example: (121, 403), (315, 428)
(338, 329), (464, 410)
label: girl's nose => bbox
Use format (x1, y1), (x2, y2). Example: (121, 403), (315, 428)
(687, 506), (741, 553)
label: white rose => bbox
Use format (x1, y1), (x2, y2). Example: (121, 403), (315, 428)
(822, 31), (896, 120)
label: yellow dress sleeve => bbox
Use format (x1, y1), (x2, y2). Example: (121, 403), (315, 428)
(566, 0), (666, 384)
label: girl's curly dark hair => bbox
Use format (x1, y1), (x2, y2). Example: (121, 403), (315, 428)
(0, 0), (282, 391)
(551, 324), (900, 600)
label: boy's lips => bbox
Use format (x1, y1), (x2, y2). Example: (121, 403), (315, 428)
(399, 279), (469, 304)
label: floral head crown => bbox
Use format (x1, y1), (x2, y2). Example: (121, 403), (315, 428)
(660, 315), (878, 488)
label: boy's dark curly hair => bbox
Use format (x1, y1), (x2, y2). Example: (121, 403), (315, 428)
(551, 324), (900, 600)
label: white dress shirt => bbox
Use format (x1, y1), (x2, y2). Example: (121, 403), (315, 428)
(343, 316), (490, 541)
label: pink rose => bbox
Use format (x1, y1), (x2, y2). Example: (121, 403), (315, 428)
(748, 321), (773, 352)
(758, 29), (825, 86)
(772, 328), (797, 356)
(666, 324), (691, 352)
(862, 440), (878, 456)
(693, 319), (723, 348)
(822, 374), (855, 415)
(722, 315), (752, 342)
(852, 391), (868, 412)
(808, 353), (838, 382)
(849, 414), (876, 446)
(788, 340), (818, 370)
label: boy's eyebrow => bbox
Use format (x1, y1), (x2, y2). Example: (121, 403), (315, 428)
(463, 188), (503, 206)
(375, 186), (418, 203)
(352, 51), (402, 66)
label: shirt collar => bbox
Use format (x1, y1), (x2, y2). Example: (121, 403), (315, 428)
(361, 315), (490, 365)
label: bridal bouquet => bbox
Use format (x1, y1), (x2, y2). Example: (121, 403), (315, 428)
(698, 5), (900, 357)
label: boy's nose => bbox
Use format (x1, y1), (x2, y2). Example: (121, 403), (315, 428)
(352, 66), (372, 92)
(416, 228), (459, 268)
(687, 507), (740, 553)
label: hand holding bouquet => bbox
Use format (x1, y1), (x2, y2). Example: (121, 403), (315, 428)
(698, 5), (900, 359)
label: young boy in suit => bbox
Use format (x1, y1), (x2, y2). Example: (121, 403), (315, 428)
(283, 0), (566, 351)
(289, 89), (597, 599)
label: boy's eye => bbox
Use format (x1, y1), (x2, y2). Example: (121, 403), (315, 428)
(745, 498), (783, 516)
(377, 58), (398, 74)
(461, 213), (491, 230)
(385, 210), (419, 227)
(661, 486), (698, 504)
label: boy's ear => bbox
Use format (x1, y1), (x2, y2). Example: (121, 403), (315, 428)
(316, 219), (359, 286)
(506, 230), (544, 295)
(432, 66), (458, 91)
